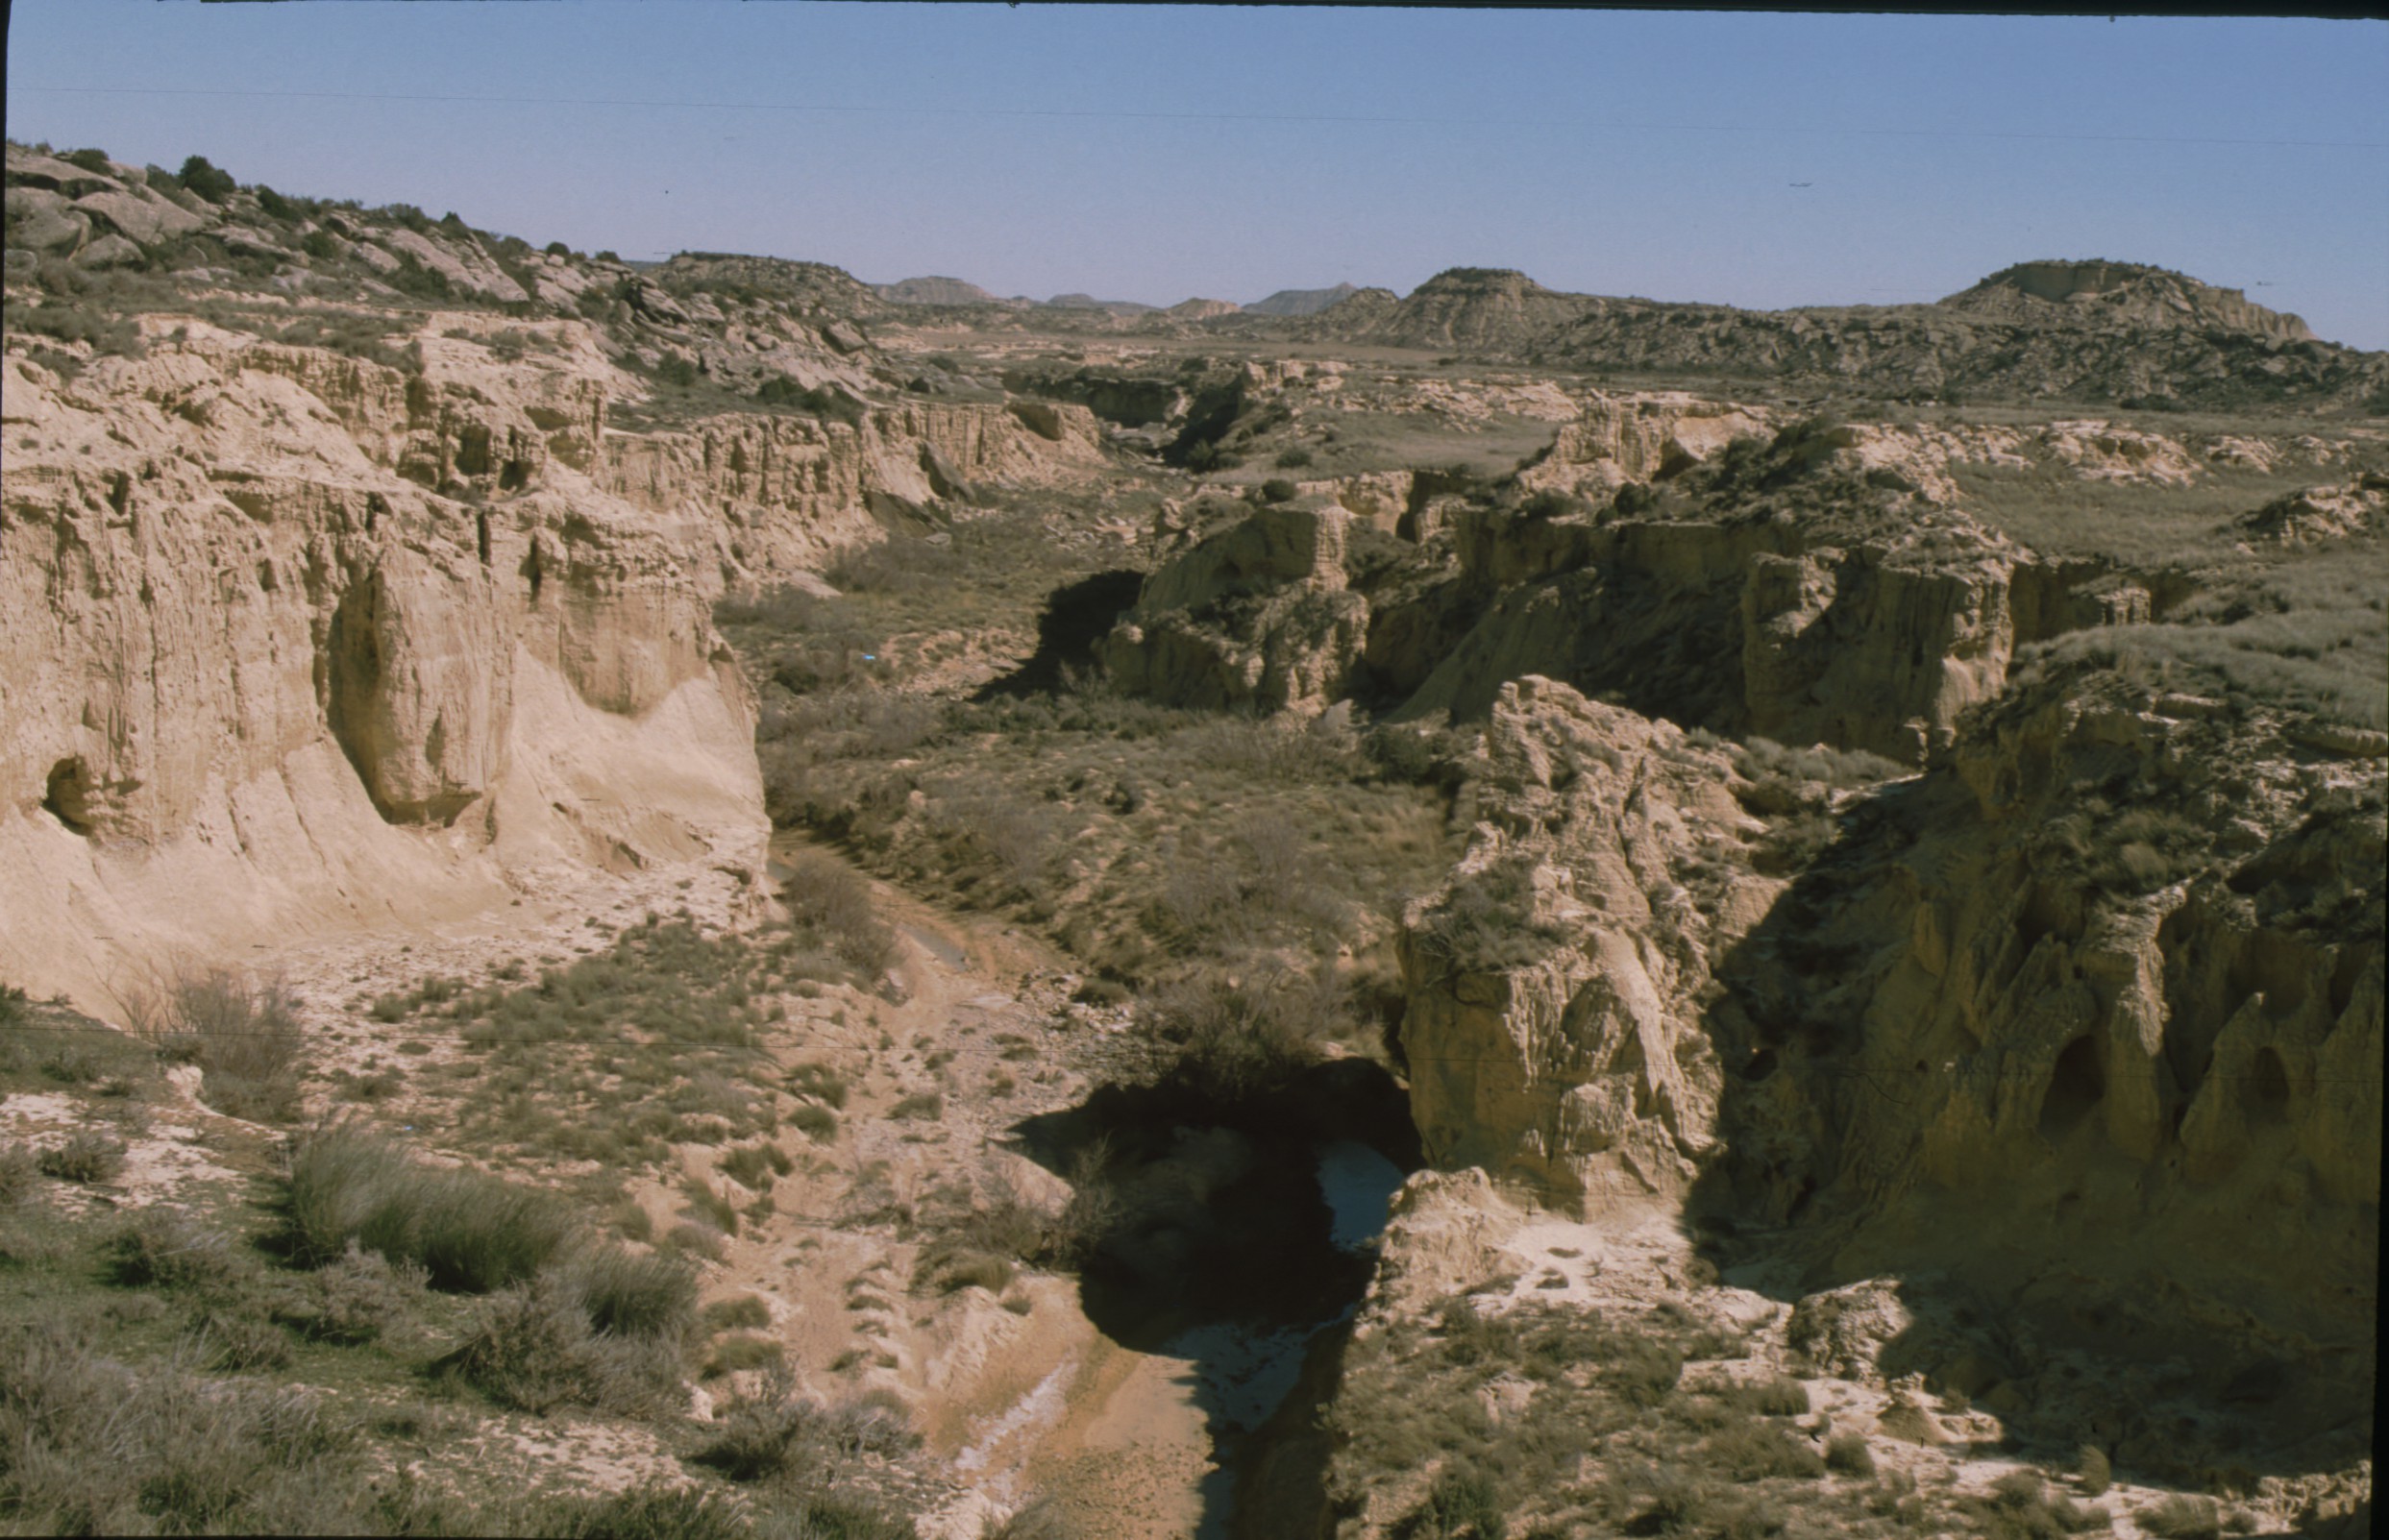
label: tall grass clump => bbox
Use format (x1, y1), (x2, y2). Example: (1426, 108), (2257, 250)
(131, 966), (306, 1123)
(283, 1124), (573, 1291)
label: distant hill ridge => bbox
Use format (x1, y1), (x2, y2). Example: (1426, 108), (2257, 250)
(1244, 281), (1362, 317)
(1262, 259), (2379, 408)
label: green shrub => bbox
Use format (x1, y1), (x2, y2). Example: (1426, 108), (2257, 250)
(1260, 477), (1299, 503)
(790, 1103), (840, 1143)
(1273, 448), (1314, 470)
(2075, 1444), (2111, 1496)
(37, 1131), (124, 1184)
(889, 1091), (944, 1121)
(178, 155), (236, 202)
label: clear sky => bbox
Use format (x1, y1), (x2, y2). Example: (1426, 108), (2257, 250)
(9, 3), (2386, 348)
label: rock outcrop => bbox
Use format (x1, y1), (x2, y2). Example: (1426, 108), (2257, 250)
(0, 334), (755, 1009)
(1396, 678), (1755, 1206)
(1393, 663), (2382, 1470)
(0, 303), (1100, 1011)
(1099, 501), (1368, 714)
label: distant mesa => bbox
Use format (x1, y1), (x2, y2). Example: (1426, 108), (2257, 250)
(1244, 281), (1363, 317)
(1938, 258), (2315, 343)
(1045, 292), (1156, 316)
(1165, 298), (1242, 321)
(875, 275), (1004, 306)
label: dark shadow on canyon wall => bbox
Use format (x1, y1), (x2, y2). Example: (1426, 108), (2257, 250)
(1678, 767), (2379, 1503)
(974, 568), (1145, 700)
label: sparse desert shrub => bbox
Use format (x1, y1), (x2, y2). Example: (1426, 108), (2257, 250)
(790, 1102), (840, 1142)
(2137, 1495), (2223, 1540)
(446, 1268), (687, 1416)
(681, 1175), (743, 1236)
(694, 1387), (920, 1481)
(702, 1293), (773, 1332)
(704, 1332), (785, 1378)
(1136, 963), (1351, 1100)
(0, 1143), (37, 1206)
(131, 966), (305, 1123)
(826, 532), (966, 595)
(1736, 1377), (1811, 1416)
(107, 1204), (250, 1291)
(1413, 1462), (1505, 1538)
(1273, 448), (1315, 470)
(781, 852), (901, 975)
(985, 1496), (1078, 1540)
(191, 1307), (294, 1373)
(718, 1141), (794, 1192)
(664, 1221), (727, 1261)
(1605, 1335), (1685, 1406)
(1260, 477), (1299, 503)
(1709, 1415), (1823, 1480)
(556, 1244), (698, 1340)
(1411, 857), (1572, 973)
(530, 1480), (752, 1540)
(928, 790), (1066, 898)
(1823, 1430), (1876, 1476)
(890, 1091), (944, 1121)
(306, 1239), (428, 1344)
(0, 1319), (376, 1534)
(914, 1246), (1016, 1297)
(787, 1061), (850, 1110)
(37, 1130), (125, 1184)
(2075, 1444), (2112, 1496)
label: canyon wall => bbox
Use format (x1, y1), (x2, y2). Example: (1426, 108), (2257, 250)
(0, 320), (1098, 1011)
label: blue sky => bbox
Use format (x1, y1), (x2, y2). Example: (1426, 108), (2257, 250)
(9, 4), (2386, 347)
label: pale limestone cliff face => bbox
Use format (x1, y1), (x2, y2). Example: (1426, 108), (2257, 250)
(1396, 667), (2381, 1456)
(1515, 391), (1769, 499)
(1397, 678), (1758, 1209)
(0, 320), (1100, 1010)
(1098, 501), (1368, 714)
